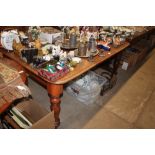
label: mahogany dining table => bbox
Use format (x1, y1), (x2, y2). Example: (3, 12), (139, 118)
(0, 42), (130, 128)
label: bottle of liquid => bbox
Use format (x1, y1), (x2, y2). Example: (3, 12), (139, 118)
(88, 35), (96, 52)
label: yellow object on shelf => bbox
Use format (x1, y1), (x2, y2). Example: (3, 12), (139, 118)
(35, 39), (41, 49)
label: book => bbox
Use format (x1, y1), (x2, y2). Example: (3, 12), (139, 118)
(9, 107), (33, 129)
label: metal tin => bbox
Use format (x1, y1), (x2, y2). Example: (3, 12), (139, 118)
(120, 35), (126, 43)
(99, 32), (107, 41)
(106, 33), (114, 44)
(78, 42), (87, 56)
(69, 33), (77, 48)
(88, 35), (96, 52)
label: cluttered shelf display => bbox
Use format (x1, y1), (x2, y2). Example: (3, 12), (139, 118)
(0, 26), (150, 82)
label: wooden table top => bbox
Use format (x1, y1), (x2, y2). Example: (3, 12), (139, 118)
(0, 42), (130, 85)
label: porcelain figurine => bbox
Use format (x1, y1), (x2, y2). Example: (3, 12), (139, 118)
(51, 45), (61, 56)
(35, 39), (41, 49)
(42, 54), (53, 61)
(59, 51), (67, 62)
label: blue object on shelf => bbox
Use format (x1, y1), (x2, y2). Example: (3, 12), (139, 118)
(97, 44), (110, 51)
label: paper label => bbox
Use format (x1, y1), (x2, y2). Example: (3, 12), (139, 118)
(122, 62), (128, 70)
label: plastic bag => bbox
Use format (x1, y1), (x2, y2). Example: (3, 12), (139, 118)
(66, 71), (107, 105)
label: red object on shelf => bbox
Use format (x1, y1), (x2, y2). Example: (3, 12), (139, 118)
(37, 66), (70, 82)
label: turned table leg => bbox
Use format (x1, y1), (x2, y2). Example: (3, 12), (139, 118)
(47, 83), (63, 128)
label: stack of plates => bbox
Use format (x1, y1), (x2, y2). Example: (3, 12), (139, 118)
(1, 30), (20, 51)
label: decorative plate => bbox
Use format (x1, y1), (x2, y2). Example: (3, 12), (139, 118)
(1, 31), (20, 51)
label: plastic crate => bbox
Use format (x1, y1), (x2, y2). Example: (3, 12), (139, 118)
(66, 71), (107, 105)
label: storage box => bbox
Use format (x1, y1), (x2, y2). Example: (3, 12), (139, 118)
(37, 60), (70, 82)
(121, 49), (139, 70)
(12, 99), (55, 129)
(0, 52), (3, 58)
(39, 32), (62, 44)
(132, 39), (150, 62)
(122, 50), (147, 70)
(21, 48), (38, 64)
(66, 71), (107, 105)
(121, 39), (151, 70)
(40, 27), (62, 43)
(149, 35), (155, 48)
(132, 39), (151, 51)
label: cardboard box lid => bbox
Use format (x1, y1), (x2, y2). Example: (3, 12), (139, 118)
(15, 99), (55, 129)
(15, 99), (49, 122)
(31, 112), (55, 129)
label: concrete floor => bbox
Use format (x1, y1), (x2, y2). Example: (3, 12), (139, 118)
(28, 48), (155, 129)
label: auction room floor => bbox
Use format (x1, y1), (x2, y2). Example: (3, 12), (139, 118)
(29, 48), (155, 129)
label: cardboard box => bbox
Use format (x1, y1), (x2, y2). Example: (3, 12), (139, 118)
(149, 35), (155, 48)
(132, 39), (151, 53)
(121, 39), (151, 70)
(132, 39), (150, 62)
(121, 49), (139, 70)
(0, 52), (3, 58)
(14, 99), (55, 129)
